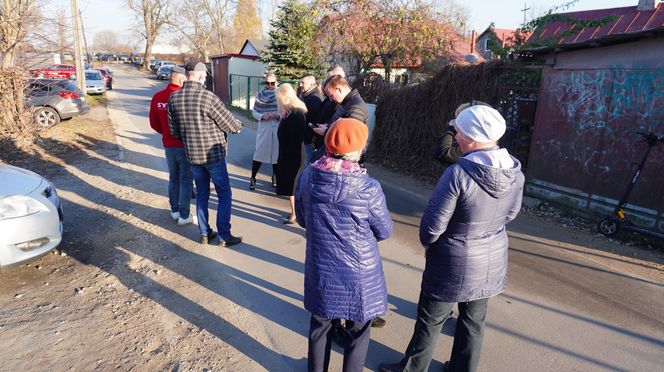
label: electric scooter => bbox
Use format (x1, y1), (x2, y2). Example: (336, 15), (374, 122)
(598, 131), (664, 239)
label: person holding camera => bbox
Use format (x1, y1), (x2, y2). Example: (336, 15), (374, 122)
(434, 101), (492, 165)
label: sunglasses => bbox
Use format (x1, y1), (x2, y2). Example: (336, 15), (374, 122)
(265, 81), (276, 86)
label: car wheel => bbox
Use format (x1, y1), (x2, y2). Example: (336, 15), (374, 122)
(34, 107), (61, 127)
(108, 84), (112, 90)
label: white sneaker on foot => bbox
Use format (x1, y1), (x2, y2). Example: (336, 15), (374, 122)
(178, 215), (194, 225)
(170, 211), (180, 221)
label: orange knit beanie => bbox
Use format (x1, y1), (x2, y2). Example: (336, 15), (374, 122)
(324, 118), (368, 155)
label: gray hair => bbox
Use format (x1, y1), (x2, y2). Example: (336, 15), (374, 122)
(339, 150), (362, 162)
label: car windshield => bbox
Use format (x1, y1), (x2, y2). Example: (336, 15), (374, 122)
(85, 72), (102, 80)
(56, 80), (78, 90)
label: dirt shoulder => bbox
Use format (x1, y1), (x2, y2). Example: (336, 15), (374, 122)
(0, 105), (247, 371)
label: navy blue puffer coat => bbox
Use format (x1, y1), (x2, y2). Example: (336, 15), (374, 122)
(295, 164), (393, 322)
(419, 151), (524, 303)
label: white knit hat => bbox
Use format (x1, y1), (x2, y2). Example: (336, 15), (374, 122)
(454, 105), (506, 143)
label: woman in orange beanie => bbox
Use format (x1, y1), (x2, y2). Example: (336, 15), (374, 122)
(295, 117), (393, 372)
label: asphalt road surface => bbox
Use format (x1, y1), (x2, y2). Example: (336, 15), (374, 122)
(105, 64), (664, 371)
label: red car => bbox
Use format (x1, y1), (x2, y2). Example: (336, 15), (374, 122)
(29, 64), (77, 80)
(95, 68), (113, 90)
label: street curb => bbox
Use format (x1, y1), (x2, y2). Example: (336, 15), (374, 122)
(104, 89), (126, 162)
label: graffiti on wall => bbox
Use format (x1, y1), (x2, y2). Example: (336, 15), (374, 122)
(529, 64), (664, 209)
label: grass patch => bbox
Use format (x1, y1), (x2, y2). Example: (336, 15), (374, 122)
(86, 94), (108, 107)
(226, 104), (254, 121)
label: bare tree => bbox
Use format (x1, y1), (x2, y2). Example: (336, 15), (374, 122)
(0, 0), (40, 67)
(167, 1), (215, 62)
(93, 30), (119, 53)
(127, 0), (172, 70)
(201, 0), (235, 56)
(167, 0), (235, 62)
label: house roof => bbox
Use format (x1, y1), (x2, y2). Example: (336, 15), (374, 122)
(209, 53), (260, 60)
(477, 27), (518, 43)
(526, 4), (664, 51)
(240, 38), (268, 55)
(370, 25), (486, 69)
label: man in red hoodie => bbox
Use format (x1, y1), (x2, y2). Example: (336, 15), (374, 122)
(149, 66), (194, 225)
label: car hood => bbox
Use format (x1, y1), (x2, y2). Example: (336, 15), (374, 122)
(87, 81), (105, 86)
(0, 164), (44, 196)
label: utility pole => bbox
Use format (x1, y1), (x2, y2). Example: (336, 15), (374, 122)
(70, 0), (86, 93)
(521, 2), (531, 27)
(79, 10), (91, 64)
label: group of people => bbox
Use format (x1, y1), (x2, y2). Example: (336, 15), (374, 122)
(248, 65), (368, 224)
(149, 61), (525, 372)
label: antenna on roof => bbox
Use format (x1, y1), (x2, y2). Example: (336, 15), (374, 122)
(521, 2), (531, 27)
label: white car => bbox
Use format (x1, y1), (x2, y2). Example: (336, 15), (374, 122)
(84, 69), (106, 95)
(0, 165), (64, 271)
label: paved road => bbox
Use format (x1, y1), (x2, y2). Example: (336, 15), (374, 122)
(106, 64), (664, 371)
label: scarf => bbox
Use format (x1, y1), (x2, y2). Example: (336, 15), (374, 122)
(254, 88), (277, 114)
(312, 155), (366, 174)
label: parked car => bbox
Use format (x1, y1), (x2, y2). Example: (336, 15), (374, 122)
(84, 70), (106, 95)
(29, 64), (77, 80)
(26, 78), (89, 127)
(149, 60), (160, 71)
(156, 65), (174, 80)
(95, 68), (113, 89)
(0, 164), (64, 271)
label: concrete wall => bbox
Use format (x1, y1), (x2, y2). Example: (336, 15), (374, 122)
(527, 37), (664, 232)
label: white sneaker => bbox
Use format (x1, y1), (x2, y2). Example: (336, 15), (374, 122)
(170, 211), (180, 221)
(178, 215), (194, 225)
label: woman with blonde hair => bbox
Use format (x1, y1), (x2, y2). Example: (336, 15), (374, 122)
(275, 83), (308, 224)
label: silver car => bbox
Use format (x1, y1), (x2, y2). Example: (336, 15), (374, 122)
(0, 165), (64, 271)
(84, 69), (106, 95)
(26, 79), (90, 127)
(156, 65), (174, 80)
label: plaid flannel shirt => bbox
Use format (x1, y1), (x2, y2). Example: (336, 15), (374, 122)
(168, 81), (243, 165)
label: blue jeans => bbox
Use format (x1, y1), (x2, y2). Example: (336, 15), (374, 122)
(308, 314), (372, 372)
(190, 158), (232, 239)
(399, 292), (489, 372)
(304, 143), (315, 164)
(165, 147), (193, 218)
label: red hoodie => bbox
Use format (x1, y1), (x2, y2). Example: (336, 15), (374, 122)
(149, 83), (184, 148)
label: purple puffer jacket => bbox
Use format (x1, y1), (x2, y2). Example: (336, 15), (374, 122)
(420, 151), (524, 303)
(295, 161), (393, 322)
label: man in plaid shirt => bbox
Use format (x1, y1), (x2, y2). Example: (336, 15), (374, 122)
(169, 61), (244, 246)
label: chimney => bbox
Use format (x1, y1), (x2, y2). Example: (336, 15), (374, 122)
(637, 0), (663, 10)
(470, 30), (476, 54)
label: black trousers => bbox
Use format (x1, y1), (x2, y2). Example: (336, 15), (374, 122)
(308, 314), (372, 372)
(399, 292), (489, 372)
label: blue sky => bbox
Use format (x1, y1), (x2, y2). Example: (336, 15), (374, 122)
(57, 0), (640, 48)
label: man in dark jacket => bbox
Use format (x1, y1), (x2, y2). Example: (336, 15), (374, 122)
(311, 75), (369, 163)
(380, 106), (524, 372)
(299, 74), (322, 163)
